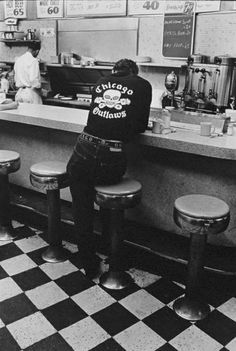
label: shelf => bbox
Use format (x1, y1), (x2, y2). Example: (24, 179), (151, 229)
(44, 98), (90, 110)
(46, 63), (112, 70)
(0, 60), (14, 65)
(0, 31), (24, 33)
(0, 39), (40, 46)
(137, 62), (184, 68)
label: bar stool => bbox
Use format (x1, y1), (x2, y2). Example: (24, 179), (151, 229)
(30, 161), (69, 263)
(173, 194), (230, 321)
(95, 177), (142, 290)
(0, 150), (20, 240)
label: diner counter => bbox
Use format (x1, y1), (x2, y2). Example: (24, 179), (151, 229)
(1, 103), (236, 250)
(1, 103), (236, 160)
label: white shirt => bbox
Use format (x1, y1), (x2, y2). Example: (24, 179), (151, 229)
(14, 51), (41, 89)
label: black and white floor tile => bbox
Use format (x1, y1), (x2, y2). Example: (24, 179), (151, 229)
(0, 220), (236, 350)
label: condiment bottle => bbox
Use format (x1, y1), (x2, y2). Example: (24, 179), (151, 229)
(227, 122), (234, 136)
(0, 75), (9, 93)
(27, 29), (32, 40)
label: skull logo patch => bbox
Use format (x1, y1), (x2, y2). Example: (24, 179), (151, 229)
(95, 89), (131, 110)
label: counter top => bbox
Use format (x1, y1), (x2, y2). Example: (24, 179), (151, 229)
(140, 128), (236, 160)
(1, 103), (236, 160)
(0, 103), (87, 134)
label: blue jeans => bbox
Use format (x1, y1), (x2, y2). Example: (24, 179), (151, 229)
(67, 135), (126, 254)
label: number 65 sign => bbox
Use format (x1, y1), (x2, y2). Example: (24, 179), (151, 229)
(128, 0), (166, 15)
(4, 0), (27, 19)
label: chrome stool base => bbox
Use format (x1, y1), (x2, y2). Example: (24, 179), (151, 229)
(0, 224), (17, 241)
(42, 245), (69, 263)
(0, 151), (21, 241)
(30, 161), (69, 264)
(95, 178), (142, 290)
(173, 194), (230, 321)
(100, 271), (133, 290)
(173, 296), (210, 321)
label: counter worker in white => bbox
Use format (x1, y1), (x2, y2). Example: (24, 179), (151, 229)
(14, 41), (42, 104)
(67, 59), (152, 277)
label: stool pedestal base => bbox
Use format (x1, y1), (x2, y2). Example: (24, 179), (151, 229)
(173, 296), (210, 321)
(100, 271), (133, 290)
(42, 245), (69, 263)
(0, 224), (17, 241)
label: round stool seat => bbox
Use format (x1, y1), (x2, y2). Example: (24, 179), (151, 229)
(175, 194), (229, 219)
(30, 161), (68, 191)
(174, 194), (230, 236)
(0, 150), (20, 175)
(95, 177), (142, 209)
(30, 161), (67, 177)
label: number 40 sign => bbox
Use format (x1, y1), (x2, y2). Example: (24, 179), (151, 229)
(128, 0), (166, 15)
(36, 0), (63, 18)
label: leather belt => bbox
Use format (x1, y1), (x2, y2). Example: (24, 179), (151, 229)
(79, 132), (123, 150)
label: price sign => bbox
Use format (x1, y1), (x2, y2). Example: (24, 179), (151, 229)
(4, 0), (27, 19)
(36, 0), (63, 18)
(65, 0), (126, 17)
(128, 0), (165, 15)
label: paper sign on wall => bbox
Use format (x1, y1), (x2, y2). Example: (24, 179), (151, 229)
(128, 0), (166, 15)
(65, 0), (126, 17)
(36, 0), (63, 18)
(40, 27), (55, 37)
(165, 1), (195, 14)
(165, 0), (220, 14)
(195, 0), (220, 13)
(4, 0), (27, 19)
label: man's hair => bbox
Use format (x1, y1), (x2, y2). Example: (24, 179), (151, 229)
(28, 41), (41, 51)
(113, 59), (139, 75)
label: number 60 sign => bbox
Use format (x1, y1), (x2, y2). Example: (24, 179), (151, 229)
(36, 0), (63, 18)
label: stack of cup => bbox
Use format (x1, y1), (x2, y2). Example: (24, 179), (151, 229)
(152, 108), (172, 134)
(200, 122), (214, 136)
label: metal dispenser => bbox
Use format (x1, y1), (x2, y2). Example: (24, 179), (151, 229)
(165, 71), (178, 106)
(162, 71), (179, 109)
(183, 54), (236, 113)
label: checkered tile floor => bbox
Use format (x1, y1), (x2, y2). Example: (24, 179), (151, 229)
(1, 221), (236, 350)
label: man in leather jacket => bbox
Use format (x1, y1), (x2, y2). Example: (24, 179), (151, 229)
(67, 58), (152, 277)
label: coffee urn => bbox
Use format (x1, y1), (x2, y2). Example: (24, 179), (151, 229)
(183, 54), (236, 113)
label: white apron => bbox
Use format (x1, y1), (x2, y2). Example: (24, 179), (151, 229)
(15, 87), (42, 104)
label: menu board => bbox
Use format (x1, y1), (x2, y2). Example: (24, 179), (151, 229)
(65, 0), (127, 17)
(162, 13), (194, 58)
(162, 1), (195, 59)
(36, 0), (63, 18)
(128, 0), (165, 15)
(4, 0), (27, 18)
